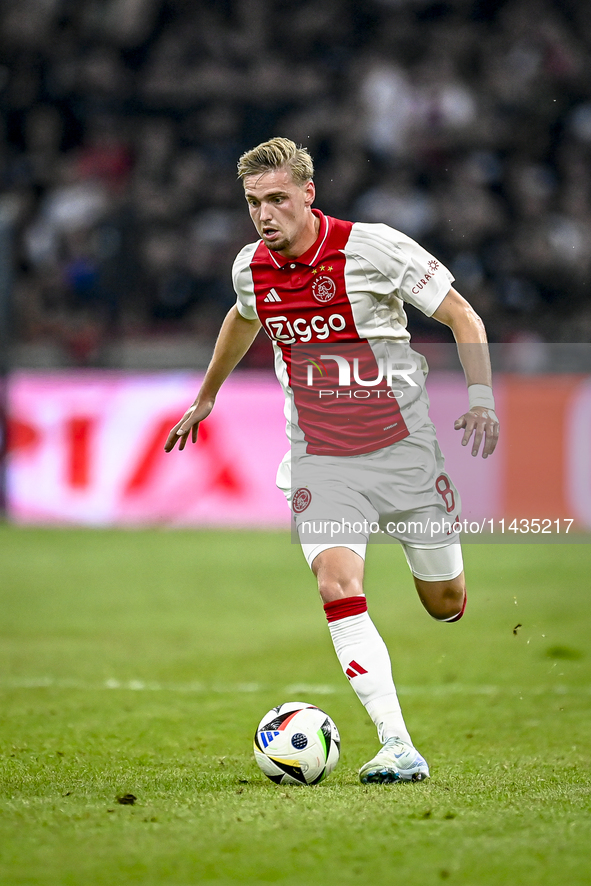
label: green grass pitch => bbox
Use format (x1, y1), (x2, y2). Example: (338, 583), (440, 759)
(1, 525), (590, 885)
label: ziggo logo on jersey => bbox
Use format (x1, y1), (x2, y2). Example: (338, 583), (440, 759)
(265, 314), (345, 344)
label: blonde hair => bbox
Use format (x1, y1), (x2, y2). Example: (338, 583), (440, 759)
(237, 137), (314, 186)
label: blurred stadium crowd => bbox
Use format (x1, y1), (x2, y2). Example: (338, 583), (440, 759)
(1, 0), (591, 368)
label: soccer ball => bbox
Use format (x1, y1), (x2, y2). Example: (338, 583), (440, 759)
(253, 701), (340, 785)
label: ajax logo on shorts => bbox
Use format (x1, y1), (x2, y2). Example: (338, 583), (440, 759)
(292, 488), (312, 513)
(312, 276), (336, 303)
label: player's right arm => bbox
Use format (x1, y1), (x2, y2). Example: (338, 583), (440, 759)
(164, 306), (261, 452)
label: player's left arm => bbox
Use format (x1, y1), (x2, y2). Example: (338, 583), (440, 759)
(431, 287), (499, 459)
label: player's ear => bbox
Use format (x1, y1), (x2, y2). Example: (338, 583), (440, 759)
(303, 179), (315, 207)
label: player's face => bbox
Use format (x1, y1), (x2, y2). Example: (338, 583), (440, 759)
(243, 168), (316, 257)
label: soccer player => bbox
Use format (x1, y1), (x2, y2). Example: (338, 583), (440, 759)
(165, 137), (499, 784)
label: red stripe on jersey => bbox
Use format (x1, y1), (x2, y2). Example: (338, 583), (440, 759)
(324, 595), (368, 623)
(250, 211), (409, 456)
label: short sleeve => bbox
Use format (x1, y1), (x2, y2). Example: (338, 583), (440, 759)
(398, 235), (454, 316)
(232, 242), (259, 320)
(348, 223), (454, 317)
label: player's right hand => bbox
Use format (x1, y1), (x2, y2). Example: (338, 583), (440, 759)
(164, 399), (215, 452)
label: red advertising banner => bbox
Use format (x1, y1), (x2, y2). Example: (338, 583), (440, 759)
(6, 371), (591, 532)
(7, 372), (288, 527)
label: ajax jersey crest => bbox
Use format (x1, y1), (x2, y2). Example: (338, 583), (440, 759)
(312, 275), (336, 303)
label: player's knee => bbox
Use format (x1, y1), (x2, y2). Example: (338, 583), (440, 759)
(312, 547), (365, 603)
(317, 574), (364, 604)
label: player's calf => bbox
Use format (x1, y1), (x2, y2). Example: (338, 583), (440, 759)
(434, 589), (467, 622)
(414, 575), (466, 621)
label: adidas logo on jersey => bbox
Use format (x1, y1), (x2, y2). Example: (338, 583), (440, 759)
(263, 289), (282, 303)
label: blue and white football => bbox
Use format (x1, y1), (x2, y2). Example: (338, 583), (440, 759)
(253, 701), (340, 785)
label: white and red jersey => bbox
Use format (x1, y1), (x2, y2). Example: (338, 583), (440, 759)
(233, 210), (454, 457)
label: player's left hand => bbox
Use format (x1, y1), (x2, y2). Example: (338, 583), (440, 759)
(454, 407), (499, 458)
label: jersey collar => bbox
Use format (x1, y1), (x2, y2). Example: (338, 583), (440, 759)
(266, 209), (329, 268)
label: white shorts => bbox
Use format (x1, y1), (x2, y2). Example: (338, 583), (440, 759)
(278, 421), (463, 581)
(299, 539), (463, 581)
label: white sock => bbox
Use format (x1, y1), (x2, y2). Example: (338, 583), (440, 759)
(324, 596), (412, 745)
